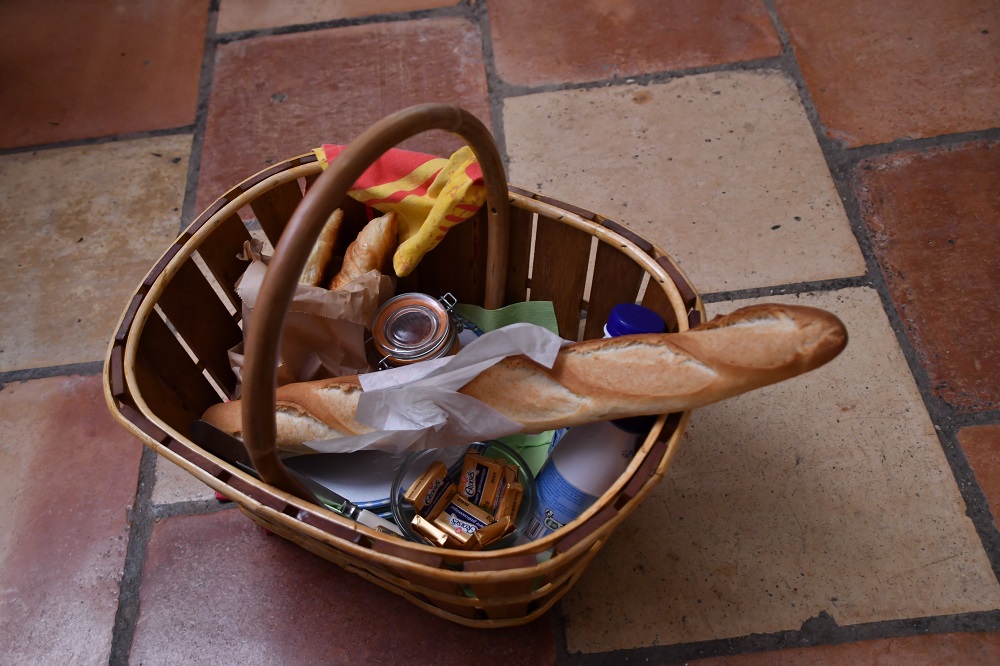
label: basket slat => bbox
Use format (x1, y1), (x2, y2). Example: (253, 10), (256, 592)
(503, 204), (533, 305)
(468, 576), (535, 620)
(530, 214), (593, 340)
(157, 259), (243, 397)
(583, 236), (647, 339)
(397, 209), (489, 304)
(641, 274), (681, 332)
(194, 212), (253, 309)
(249, 178), (305, 247)
(134, 314), (220, 432)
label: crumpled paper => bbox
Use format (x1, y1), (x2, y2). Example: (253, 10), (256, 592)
(296, 322), (570, 455)
(228, 239), (394, 394)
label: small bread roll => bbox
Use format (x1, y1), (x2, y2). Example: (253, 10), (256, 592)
(329, 211), (398, 290)
(298, 208), (344, 287)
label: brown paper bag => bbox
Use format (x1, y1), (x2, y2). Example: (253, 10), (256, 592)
(227, 240), (394, 395)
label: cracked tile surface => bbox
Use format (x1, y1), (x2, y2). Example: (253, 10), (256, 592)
(504, 71), (866, 293)
(854, 142), (1000, 412)
(195, 18), (490, 213)
(131, 509), (556, 664)
(0, 376), (142, 664)
(489, 0), (781, 87)
(0, 136), (190, 372)
(775, 0), (1000, 147)
(0, 0), (209, 148)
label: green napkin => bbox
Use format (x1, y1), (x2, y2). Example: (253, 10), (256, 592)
(454, 301), (560, 476)
(494, 431), (554, 476)
(453, 301), (560, 335)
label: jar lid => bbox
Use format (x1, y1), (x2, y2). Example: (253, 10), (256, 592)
(372, 293), (454, 363)
(605, 303), (666, 337)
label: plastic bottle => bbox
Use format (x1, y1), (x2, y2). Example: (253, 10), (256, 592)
(520, 304), (666, 542)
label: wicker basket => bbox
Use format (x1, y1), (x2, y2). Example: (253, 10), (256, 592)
(104, 104), (705, 627)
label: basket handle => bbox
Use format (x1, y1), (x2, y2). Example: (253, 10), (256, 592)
(241, 104), (510, 501)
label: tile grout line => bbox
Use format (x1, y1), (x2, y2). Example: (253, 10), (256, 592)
(699, 275), (872, 304)
(0, 126), (196, 159)
(496, 55), (787, 100)
(180, 0), (223, 230)
(559, 608), (1000, 665)
(151, 496), (238, 522)
(843, 127), (1000, 161)
(0, 361), (104, 387)
(470, 0), (510, 167)
(107, 446), (159, 666)
(213, 2), (471, 44)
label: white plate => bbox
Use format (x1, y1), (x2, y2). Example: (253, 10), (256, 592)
(284, 446), (467, 509)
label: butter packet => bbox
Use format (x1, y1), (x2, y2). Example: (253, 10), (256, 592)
(458, 453), (503, 510)
(433, 495), (497, 548)
(471, 516), (511, 549)
(404, 461), (456, 520)
(411, 515), (451, 547)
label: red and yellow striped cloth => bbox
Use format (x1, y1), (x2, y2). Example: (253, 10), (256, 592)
(315, 144), (485, 277)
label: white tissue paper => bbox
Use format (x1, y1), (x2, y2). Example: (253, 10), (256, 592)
(298, 322), (569, 455)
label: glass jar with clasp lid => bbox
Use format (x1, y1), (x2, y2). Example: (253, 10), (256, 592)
(370, 292), (474, 368)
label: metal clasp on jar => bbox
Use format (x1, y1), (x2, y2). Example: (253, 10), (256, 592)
(371, 292), (461, 368)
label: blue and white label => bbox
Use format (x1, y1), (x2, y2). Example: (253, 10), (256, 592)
(548, 427), (570, 454)
(523, 460), (597, 541)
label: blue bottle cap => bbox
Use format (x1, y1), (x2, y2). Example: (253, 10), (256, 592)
(605, 303), (666, 337)
(605, 304), (666, 435)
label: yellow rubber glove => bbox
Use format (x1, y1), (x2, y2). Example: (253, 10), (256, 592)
(314, 144), (486, 277)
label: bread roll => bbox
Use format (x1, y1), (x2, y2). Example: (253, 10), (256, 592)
(202, 303), (846, 449)
(328, 211), (398, 290)
(202, 377), (372, 453)
(298, 208), (344, 287)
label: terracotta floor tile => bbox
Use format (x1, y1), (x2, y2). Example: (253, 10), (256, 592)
(152, 457), (217, 505)
(959, 426), (1000, 529)
(854, 142), (1000, 412)
(131, 509), (555, 664)
(488, 0), (781, 87)
(0, 136), (190, 372)
(504, 71), (865, 293)
(218, 0), (461, 33)
(0, 0), (209, 149)
(690, 630), (1000, 665)
(775, 0), (1000, 147)
(195, 18), (490, 214)
(561, 288), (1000, 652)
(0, 376), (142, 663)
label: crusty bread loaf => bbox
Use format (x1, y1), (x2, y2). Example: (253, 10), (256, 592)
(461, 303), (846, 430)
(202, 377), (372, 453)
(201, 303), (847, 448)
(328, 211), (398, 290)
(298, 208), (344, 287)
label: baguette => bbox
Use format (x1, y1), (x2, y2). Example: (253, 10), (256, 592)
(298, 208), (344, 287)
(328, 211), (397, 290)
(201, 303), (846, 447)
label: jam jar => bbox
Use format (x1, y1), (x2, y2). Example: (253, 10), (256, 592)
(371, 293), (460, 367)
